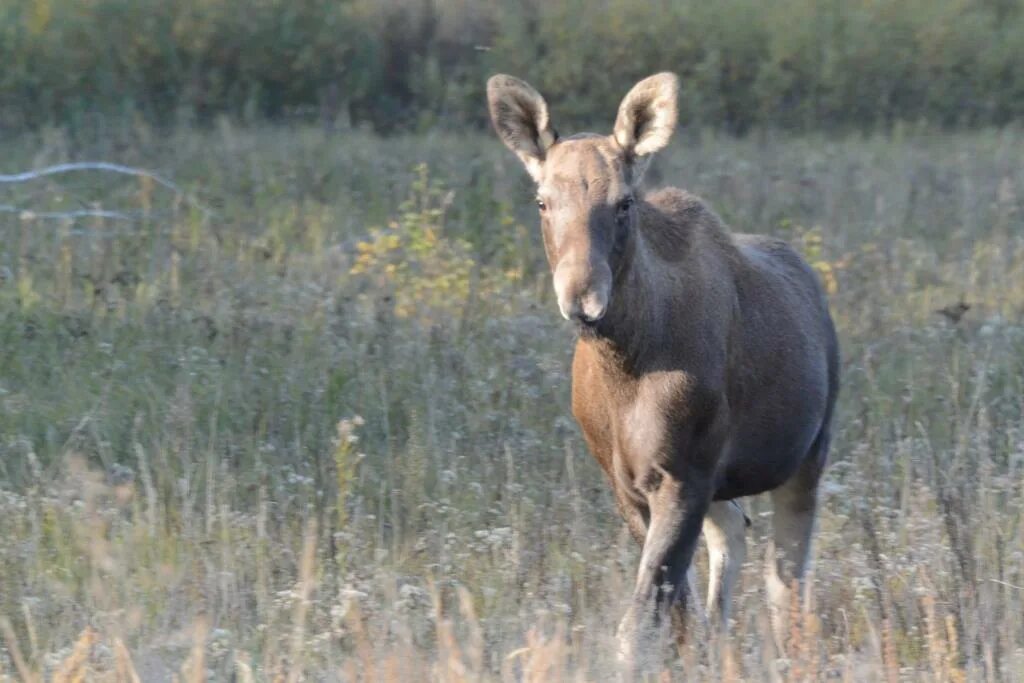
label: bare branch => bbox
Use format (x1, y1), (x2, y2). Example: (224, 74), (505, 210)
(0, 204), (140, 222)
(0, 161), (213, 217)
(988, 578), (1024, 591)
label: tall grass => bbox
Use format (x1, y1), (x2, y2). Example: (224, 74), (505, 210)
(0, 123), (1022, 679)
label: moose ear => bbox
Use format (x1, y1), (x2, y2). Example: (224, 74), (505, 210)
(487, 75), (557, 182)
(613, 73), (679, 158)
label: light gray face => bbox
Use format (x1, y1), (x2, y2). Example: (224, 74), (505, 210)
(534, 137), (634, 322)
(487, 73), (679, 324)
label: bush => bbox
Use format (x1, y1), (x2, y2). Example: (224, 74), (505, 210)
(2, 0), (1023, 133)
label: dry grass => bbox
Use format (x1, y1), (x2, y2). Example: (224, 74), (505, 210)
(0, 124), (1022, 680)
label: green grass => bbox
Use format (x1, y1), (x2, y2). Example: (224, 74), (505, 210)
(0, 123), (1023, 680)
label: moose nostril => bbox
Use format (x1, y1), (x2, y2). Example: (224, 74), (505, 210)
(571, 306), (605, 325)
(573, 311), (598, 325)
(579, 293), (607, 322)
(559, 290), (608, 324)
(561, 302), (598, 325)
(553, 263), (610, 324)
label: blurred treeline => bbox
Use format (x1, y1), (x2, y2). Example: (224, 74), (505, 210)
(3, 0), (1023, 134)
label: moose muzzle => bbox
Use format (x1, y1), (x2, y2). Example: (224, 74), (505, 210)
(553, 259), (612, 323)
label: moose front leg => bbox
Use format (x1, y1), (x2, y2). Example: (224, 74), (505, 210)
(616, 468), (711, 671)
(612, 486), (649, 546)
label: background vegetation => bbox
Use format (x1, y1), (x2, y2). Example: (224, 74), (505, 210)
(1, 0), (1024, 680)
(3, 0), (1024, 134)
(0, 123), (1022, 679)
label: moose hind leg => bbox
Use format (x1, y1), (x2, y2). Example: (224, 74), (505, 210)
(703, 500), (747, 629)
(766, 451), (823, 654)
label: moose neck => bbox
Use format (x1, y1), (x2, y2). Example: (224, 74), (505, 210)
(583, 226), (667, 375)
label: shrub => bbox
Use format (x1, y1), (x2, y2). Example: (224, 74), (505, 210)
(2, 0), (1023, 133)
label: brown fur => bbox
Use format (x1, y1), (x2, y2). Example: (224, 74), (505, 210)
(487, 73), (840, 670)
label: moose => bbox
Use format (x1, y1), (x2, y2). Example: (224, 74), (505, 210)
(486, 73), (840, 668)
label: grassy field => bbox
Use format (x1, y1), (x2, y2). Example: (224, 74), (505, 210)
(0, 123), (1022, 680)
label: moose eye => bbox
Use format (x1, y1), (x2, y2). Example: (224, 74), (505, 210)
(536, 198), (547, 211)
(616, 196), (634, 217)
